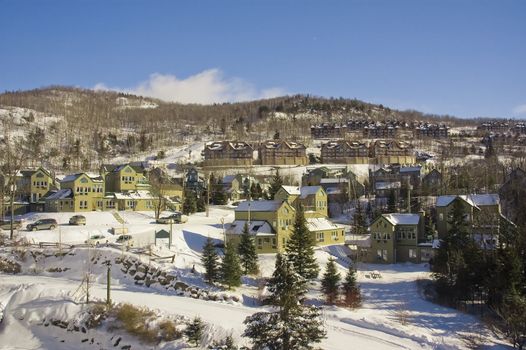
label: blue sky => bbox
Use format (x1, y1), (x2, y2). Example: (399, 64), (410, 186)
(1, 0), (525, 118)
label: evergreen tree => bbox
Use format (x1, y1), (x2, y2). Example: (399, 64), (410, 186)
(221, 242), (242, 289)
(250, 182), (258, 200)
(182, 191), (197, 215)
(353, 202), (367, 235)
(432, 199), (474, 302)
(387, 190), (397, 213)
(243, 254), (326, 349)
(497, 291), (526, 350)
(286, 205), (319, 280)
(185, 316), (204, 347)
(237, 222), (259, 275)
(255, 183), (263, 199)
(211, 178), (227, 205)
(321, 258), (341, 304)
(342, 264), (361, 308)
(201, 237), (219, 284)
(196, 192), (206, 212)
(268, 169), (283, 200)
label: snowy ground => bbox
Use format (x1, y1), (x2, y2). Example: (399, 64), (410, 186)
(0, 207), (512, 349)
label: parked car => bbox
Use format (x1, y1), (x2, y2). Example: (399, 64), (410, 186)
(156, 212), (187, 224)
(26, 218), (58, 231)
(85, 234), (106, 246)
(115, 234), (134, 246)
(69, 215), (86, 226)
(0, 219), (22, 231)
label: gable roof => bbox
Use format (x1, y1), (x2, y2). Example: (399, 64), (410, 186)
(436, 194), (500, 208)
(61, 173), (104, 183)
(300, 186), (323, 198)
(306, 217), (344, 231)
(383, 213), (421, 226)
(226, 220), (275, 236)
(236, 200), (285, 212)
(280, 185), (300, 195)
(45, 189), (73, 200)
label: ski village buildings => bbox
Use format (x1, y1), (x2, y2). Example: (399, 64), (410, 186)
(0, 134), (520, 266)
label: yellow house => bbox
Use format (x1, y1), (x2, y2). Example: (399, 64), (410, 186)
(226, 200), (296, 253)
(46, 173), (105, 212)
(299, 186), (328, 218)
(102, 163), (150, 193)
(112, 191), (158, 211)
(15, 167), (56, 204)
(274, 186), (300, 205)
(274, 185), (328, 218)
(306, 217), (346, 246)
(226, 199), (345, 253)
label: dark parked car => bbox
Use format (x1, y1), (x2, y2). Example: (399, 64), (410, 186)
(115, 234), (134, 246)
(0, 220), (22, 230)
(27, 218), (58, 231)
(69, 215), (86, 225)
(156, 212), (187, 224)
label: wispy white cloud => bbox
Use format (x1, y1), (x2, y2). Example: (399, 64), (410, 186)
(94, 69), (286, 104)
(512, 104), (526, 116)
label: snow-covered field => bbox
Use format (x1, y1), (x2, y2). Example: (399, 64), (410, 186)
(0, 207), (511, 349)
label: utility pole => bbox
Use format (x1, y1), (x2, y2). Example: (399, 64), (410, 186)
(169, 219), (173, 249)
(106, 261), (111, 307)
(206, 173), (210, 217)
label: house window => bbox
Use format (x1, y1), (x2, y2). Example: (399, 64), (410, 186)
(377, 249), (388, 261)
(439, 213), (443, 221)
(409, 249), (417, 259)
(331, 231), (338, 240)
(316, 232), (324, 242)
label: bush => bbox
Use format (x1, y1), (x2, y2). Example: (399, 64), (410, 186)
(114, 303), (157, 343)
(85, 303), (109, 328)
(158, 320), (182, 341)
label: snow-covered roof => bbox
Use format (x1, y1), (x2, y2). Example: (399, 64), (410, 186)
(436, 194), (500, 208)
(300, 186), (322, 198)
(226, 220), (275, 236)
(236, 200), (284, 212)
(46, 189), (72, 200)
(306, 217), (344, 232)
(383, 213), (420, 226)
(280, 185), (300, 195)
(61, 173), (103, 183)
(375, 181), (401, 190)
(399, 166), (422, 173)
(222, 175), (236, 184)
(320, 178), (348, 184)
(113, 191), (155, 200)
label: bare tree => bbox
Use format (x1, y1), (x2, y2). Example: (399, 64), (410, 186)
(0, 124), (29, 240)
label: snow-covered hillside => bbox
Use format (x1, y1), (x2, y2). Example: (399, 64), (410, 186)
(0, 207), (511, 349)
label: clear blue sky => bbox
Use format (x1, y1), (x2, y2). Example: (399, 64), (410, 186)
(1, 0), (525, 118)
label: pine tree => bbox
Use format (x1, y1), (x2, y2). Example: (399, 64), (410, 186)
(185, 316), (205, 347)
(196, 192), (206, 212)
(353, 202), (367, 235)
(182, 191), (197, 215)
(286, 205), (319, 280)
(243, 254), (326, 349)
(432, 199), (474, 302)
(221, 242), (242, 289)
(268, 169), (283, 200)
(201, 237), (219, 284)
(321, 258), (341, 304)
(387, 190), (397, 212)
(250, 182), (258, 200)
(237, 222), (259, 275)
(342, 264), (361, 308)
(255, 183), (263, 199)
